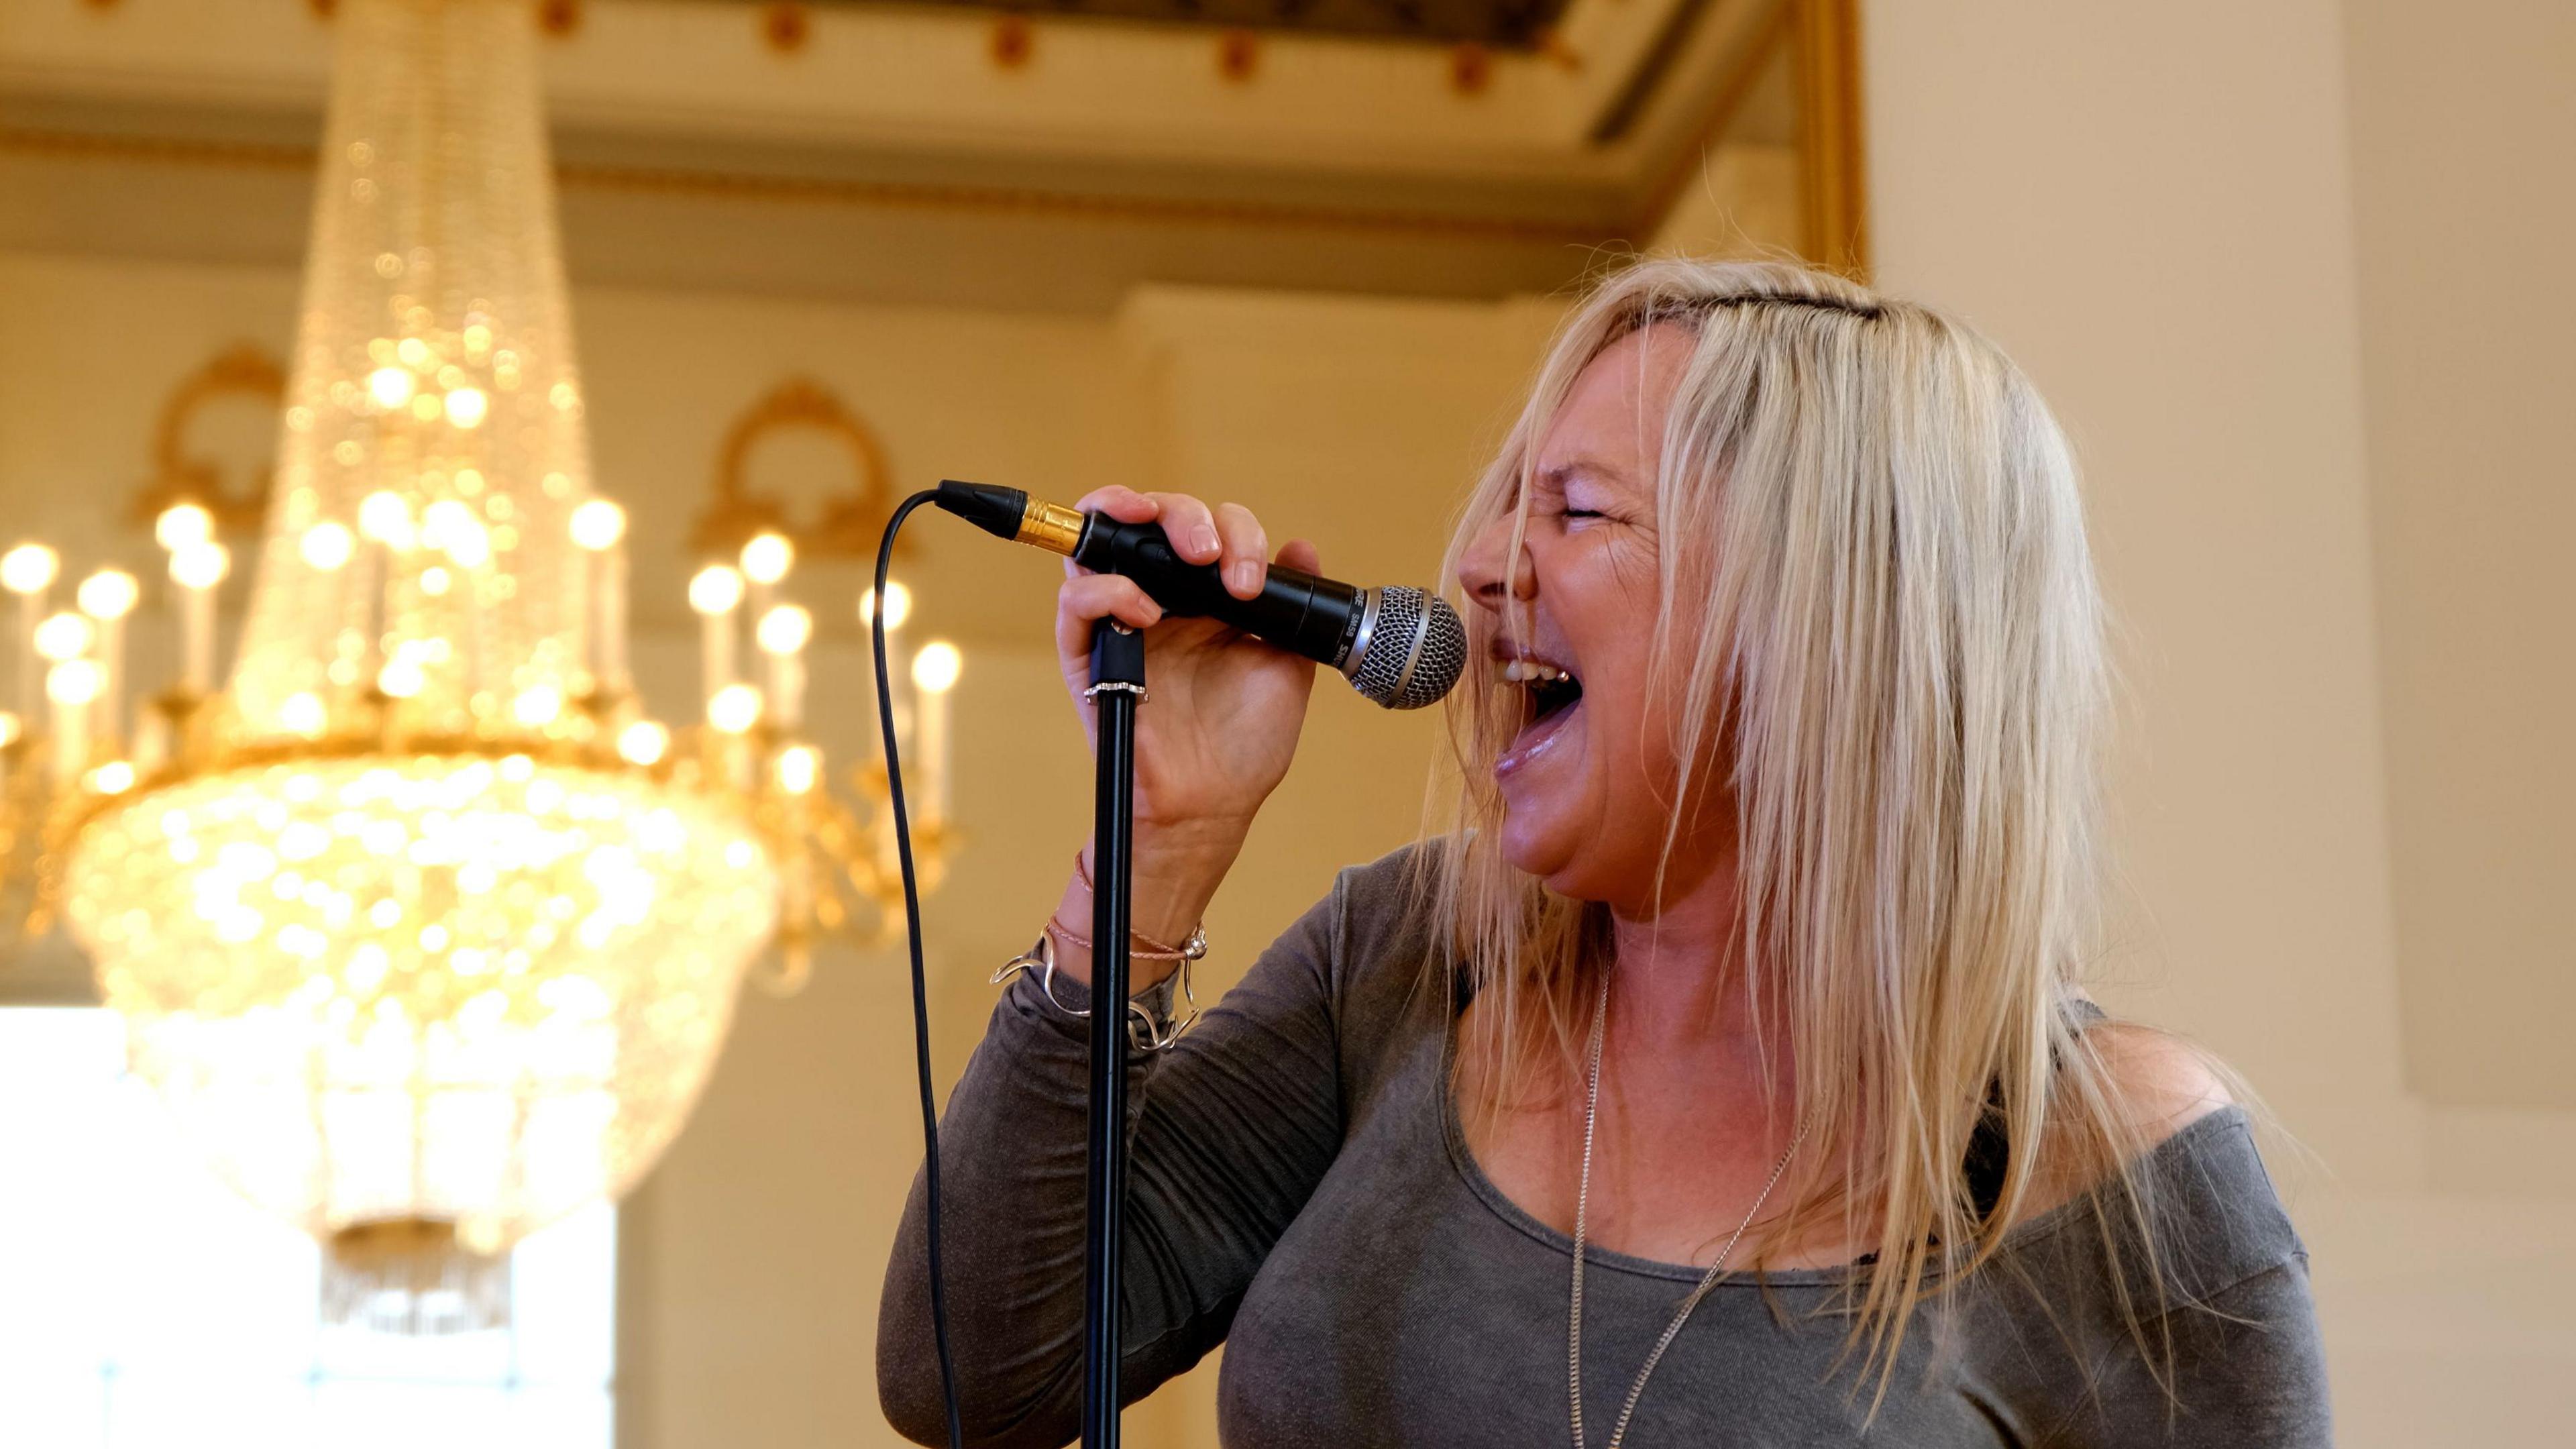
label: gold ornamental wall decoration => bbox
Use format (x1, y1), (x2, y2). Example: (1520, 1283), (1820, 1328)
(126, 342), (285, 538)
(689, 376), (905, 561)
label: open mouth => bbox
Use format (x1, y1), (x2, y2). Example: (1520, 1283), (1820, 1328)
(1501, 656), (1583, 732)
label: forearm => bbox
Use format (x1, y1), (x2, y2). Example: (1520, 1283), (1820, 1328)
(877, 973), (1165, 1448)
(877, 875), (1352, 1448)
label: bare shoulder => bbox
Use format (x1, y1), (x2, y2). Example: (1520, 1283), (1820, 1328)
(2082, 1020), (2235, 1143)
(2017, 1021), (2237, 1222)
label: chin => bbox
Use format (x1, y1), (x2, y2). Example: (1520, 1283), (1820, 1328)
(1495, 807), (1597, 898)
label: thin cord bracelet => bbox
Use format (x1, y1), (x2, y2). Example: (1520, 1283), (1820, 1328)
(1063, 849), (1209, 962)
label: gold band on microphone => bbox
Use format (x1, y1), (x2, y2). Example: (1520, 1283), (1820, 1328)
(1015, 498), (1086, 556)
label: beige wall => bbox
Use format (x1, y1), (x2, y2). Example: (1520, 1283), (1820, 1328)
(1864, 0), (2417, 1183)
(2344, 0), (2576, 1112)
(1858, 1), (2575, 1443)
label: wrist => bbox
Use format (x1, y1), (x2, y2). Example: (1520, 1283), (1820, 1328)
(1115, 818), (1246, 938)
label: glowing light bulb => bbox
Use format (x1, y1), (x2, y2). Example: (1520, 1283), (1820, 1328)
(377, 657), (426, 698)
(775, 745), (820, 796)
(707, 683), (762, 735)
(76, 570), (139, 621)
(457, 1216), (507, 1256)
(445, 387), (490, 429)
(368, 366), (415, 409)
(512, 686), (564, 728)
(423, 499), (488, 568)
(46, 658), (103, 706)
(33, 611), (93, 661)
(279, 692), (327, 738)
(912, 641), (963, 694)
(740, 532), (793, 586)
(358, 490), (414, 547)
(156, 503), (213, 551)
(689, 566), (744, 616)
(1, 543), (59, 596)
(616, 720), (669, 766)
(301, 522), (356, 571)
(90, 760), (135, 795)
(859, 580), (912, 630)
(570, 499), (627, 551)
(170, 541), (229, 591)
(422, 498), (472, 543)
(755, 604), (812, 656)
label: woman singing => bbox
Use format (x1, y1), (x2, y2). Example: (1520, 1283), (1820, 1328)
(880, 258), (2330, 1446)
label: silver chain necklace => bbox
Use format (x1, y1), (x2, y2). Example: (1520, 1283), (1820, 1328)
(1568, 969), (1808, 1449)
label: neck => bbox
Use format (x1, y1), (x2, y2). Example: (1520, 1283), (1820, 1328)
(1604, 836), (1760, 1043)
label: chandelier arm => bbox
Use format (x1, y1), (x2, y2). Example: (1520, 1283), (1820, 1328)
(791, 790), (888, 938)
(877, 489), (965, 1449)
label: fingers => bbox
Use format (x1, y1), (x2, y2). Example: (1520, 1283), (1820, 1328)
(1275, 537), (1321, 576)
(1214, 502), (1270, 599)
(1067, 486), (1171, 580)
(1142, 492), (1222, 568)
(1074, 485), (1161, 525)
(1067, 489), (1278, 600)
(1057, 572), (1163, 661)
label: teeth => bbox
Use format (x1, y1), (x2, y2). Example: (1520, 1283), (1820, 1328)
(1497, 659), (1572, 685)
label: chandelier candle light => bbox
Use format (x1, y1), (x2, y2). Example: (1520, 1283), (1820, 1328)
(0, 0), (960, 1333)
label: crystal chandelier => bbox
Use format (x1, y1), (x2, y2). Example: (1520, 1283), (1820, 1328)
(1, 0), (956, 1332)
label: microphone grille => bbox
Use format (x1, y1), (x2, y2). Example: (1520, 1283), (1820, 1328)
(1350, 588), (1467, 710)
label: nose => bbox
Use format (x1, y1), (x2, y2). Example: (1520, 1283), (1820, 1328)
(1457, 508), (1536, 616)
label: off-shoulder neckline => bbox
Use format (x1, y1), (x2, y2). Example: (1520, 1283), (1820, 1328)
(1432, 1008), (2257, 1287)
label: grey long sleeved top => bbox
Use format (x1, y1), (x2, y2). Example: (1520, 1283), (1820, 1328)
(879, 848), (2331, 1448)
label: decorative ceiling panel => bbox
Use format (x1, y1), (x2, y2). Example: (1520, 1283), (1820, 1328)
(0, 0), (1839, 305)
(722, 0), (1577, 49)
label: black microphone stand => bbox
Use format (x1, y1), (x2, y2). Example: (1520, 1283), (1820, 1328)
(1079, 618), (1147, 1449)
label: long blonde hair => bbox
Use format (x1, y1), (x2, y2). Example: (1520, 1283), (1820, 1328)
(1428, 257), (2159, 1386)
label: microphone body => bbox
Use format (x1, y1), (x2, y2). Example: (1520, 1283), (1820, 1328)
(933, 480), (1466, 710)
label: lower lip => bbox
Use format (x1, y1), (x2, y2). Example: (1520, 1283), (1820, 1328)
(1495, 698), (1580, 780)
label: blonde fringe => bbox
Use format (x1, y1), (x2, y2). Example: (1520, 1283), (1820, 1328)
(1417, 257), (2175, 1403)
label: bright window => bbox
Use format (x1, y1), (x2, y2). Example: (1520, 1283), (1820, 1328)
(0, 1008), (614, 1449)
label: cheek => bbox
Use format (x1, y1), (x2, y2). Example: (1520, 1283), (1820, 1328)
(1582, 646), (1708, 833)
(1582, 648), (1664, 769)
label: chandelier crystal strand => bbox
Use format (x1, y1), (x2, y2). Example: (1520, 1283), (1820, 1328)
(235, 0), (584, 735)
(58, 0), (780, 1333)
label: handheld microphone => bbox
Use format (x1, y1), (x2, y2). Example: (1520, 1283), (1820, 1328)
(933, 480), (1467, 710)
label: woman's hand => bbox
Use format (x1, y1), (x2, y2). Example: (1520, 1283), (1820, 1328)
(1050, 486), (1318, 973)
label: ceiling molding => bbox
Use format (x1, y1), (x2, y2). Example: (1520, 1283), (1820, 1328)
(746, 0), (1580, 50)
(0, 0), (1834, 305)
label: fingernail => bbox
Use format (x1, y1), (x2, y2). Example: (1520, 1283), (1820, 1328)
(1191, 525), (1220, 557)
(1228, 561), (1258, 594)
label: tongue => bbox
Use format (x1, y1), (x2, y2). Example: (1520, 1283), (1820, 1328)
(1526, 693), (1578, 734)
